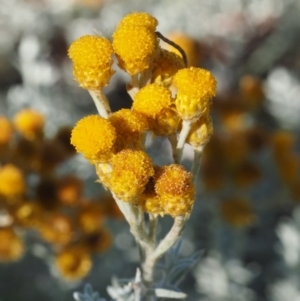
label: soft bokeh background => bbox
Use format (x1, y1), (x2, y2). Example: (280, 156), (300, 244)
(1, 0), (300, 300)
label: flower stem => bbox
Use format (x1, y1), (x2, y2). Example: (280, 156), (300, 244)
(176, 120), (192, 163)
(88, 89), (111, 118)
(191, 147), (204, 183)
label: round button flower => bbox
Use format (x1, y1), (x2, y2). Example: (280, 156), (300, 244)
(152, 48), (185, 87)
(155, 164), (195, 217)
(109, 149), (154, 202)
(133, 83), (179, 136)
(71, 115), (116, 163)
(173, 67), (217, 121)
(109, 109), (149, 151)
(14, 109), (44, 140)
(133, 83), (173, 118)
(0, 164), (26, 197)
(118, 12), (158, 31)
(113, 26), (159, 75)
(68, 35), (114, 90)
(186, 112), (213, 149)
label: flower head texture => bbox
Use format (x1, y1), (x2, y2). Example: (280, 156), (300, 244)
(110, 149), (154, 201)
(71, 115), (116, 162)
(112, 26), (159, 75)
(150, 106), (180, 136)
(155, 164), (195, 217)
(118, 12), (158, 31)
(0, 116), (13, 145)
(152, 48), (185, 87)
(186, 112), (213, 149)
(68, 35), (114, 90)
(109, 109), (148, 151)
(173, 67), (217, 120)
(0, 164), (26, 197)
(133, 83), (173, 118)
(14, 109), (44, 140)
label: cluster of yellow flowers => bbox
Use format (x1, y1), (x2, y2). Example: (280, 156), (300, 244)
(0, 109), (123, 280)
(68, 12), (217, 218)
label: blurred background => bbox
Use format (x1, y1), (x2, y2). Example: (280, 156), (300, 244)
(1, 0), (300, 300)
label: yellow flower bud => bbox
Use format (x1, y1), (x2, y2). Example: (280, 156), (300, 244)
(55, 246), (92, 280)
(118, 12), (158, 31)
(186, 113), (213, 149)
(155, 164), (195, 217)
(150, 107), (180, 136)
(152, 48), (185, 87)
(0, 227), (24, 262)
(109, 109), (148, 151)
(110, 149), (154, 201)
(173, 67), (217, 120)
(0, 164), (26, 197)
(14, 109), (44, 140)
(0, 116), (13, 145)
(133, 83), (173, 118)
(68, 35), (114, 90)
(71, 115), (116, 163)
(113, 26), (159, 75)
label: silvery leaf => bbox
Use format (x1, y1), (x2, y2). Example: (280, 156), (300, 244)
(154, 288), (187, 299)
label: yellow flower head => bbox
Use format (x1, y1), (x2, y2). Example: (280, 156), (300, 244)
(173, 67), (217, 120)
(113, 26), (159, 75)
(68, 35), (114, 90)
(110, 149), (154, 201)
(118, 12), (158, 31)
(152, 48), (185, 87)
(109, 109), (148, 151)
(155, 164), (195, 217)
(14, 109), (44, 140)
(0, 227), (24, 262)
(71, 115), (116, 163)
(150, 107), (180, 136)
(0, 164), (26, 197)
(55, 246), (92, 280)
(220, 197), (255, 227)
(0, 116), (13, 145)
(186, 112), (213, 149)
(133, 83), (173, 118)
